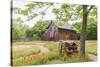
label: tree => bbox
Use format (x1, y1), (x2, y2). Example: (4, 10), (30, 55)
(13, 2), (97, 57)
(52, 4), (77, 26)
(32, 20), (50, 37)
(12, 17), (29, 39)
(13, 2), (73, 26)
(13, 2), (53, 21)
(80, 5), (94, 57)
(25, 20), (50, 39)
(52, 4), (71, 25)
(73, 22), (82, 33)
(86, 18), (97, 40)
(73, 20), (97, 40)
(25, 28), (33, 37)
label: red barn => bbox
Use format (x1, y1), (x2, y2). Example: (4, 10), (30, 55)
(41, 21), (78, 40)
(58, 23), (78, 40)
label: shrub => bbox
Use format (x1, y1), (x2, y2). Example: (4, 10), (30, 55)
(31, 49), (40, 54)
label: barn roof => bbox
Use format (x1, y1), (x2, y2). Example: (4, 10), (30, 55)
(46, 20), (56, 29)
(59, 23), (73, 30)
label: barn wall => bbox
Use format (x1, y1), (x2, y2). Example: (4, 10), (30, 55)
(58, 29), (78, 40)
(41, 28), (78, 41)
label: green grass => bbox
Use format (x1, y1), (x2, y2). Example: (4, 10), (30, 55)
(12, 45), (40, 61)
(12, 40), (97, 66)
(85, 40), (97, 55)
(76, 40), (97, 55)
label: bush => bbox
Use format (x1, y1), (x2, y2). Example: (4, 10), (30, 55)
(33, 34), (41, 40)
(31, 49), (40, 54)
(47, 52), (60, 61)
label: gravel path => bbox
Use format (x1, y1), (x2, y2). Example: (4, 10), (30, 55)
(13, 45), (34, 52)
(13, 45), (50, 54)
(88, 54), (97, 61)
(38, 45), (50, 53)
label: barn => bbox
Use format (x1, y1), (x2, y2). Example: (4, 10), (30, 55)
(58, 23), (78, 40)
(41, 20), (58, 40)
(41, 21), (78, 40)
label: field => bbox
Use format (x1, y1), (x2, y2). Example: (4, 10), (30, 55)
(11, 40), (97, 66)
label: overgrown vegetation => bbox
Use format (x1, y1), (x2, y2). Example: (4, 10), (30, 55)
(12, 41), (96, 66)
(13, 2), (97, 40)
(12, 1), (97, 66)
(85, 41), (97, 55)
(73, 18), (97, 40)
(12, 45), (40, 59)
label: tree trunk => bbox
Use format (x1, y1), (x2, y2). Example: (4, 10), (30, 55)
(80, 5), (88, 58)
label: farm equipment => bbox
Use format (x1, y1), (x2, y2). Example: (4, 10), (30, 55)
(59, 40), (79, 56)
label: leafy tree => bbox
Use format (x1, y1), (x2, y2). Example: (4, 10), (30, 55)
(25, 28), (33, 37)
(86, 18), (97, 40)
(13, 2), (97, 57)
(12, 28), (23, 39)
(52, 4), (76, 26)
(32, 20), (50, 37)
(73, 22), (82, 33)
(12, 17), (29, 39)
(13, 2), (53, 21)
(25, 20), (50, 39)
(73, 19), (97, 40)
(80, 5), (96, 57)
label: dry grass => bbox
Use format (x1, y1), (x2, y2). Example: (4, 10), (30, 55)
(11, 40), (97, 66)
(85, 40), (97, 55)
(12, 45), (40, 59)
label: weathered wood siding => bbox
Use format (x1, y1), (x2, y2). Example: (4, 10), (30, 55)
(58, 28), (78, 40)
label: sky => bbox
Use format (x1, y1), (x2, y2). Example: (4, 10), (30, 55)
(13, 0), (82, 28)
(13, 1), (60, 27)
